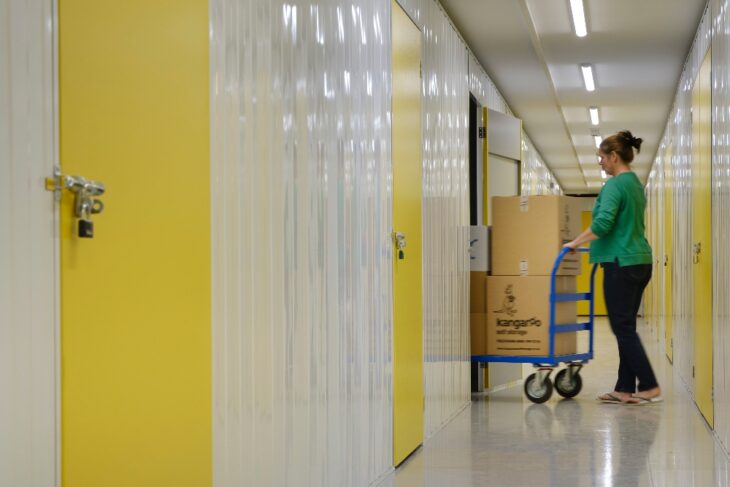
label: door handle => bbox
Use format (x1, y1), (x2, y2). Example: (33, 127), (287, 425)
(692, 242), (701, 264)
(46, 166), (106, 238)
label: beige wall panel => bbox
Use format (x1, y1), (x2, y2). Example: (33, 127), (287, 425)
(0, 1), (57, 485)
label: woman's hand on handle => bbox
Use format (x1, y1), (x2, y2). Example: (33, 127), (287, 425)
(564, 228), (599, 252)
(563, 240), (579, 252)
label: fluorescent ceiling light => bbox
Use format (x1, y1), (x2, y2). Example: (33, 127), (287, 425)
(601, 170), (607, 179)
(589, 107), (600, 125)
(594, 135), (602, 148)
(569, 0), (587, 37)
(581, 64), (595, 92)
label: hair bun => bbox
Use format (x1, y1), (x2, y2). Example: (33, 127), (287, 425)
(619, 130), (642, 153)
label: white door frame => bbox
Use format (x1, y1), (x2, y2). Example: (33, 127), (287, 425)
(0, 0), (60, 485)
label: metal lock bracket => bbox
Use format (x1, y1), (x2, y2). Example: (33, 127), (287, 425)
(392, 231), (407, 260)
(46, 166), (106, 238)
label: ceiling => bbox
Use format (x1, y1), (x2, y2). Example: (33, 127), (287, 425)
(439, 0), (708, 194)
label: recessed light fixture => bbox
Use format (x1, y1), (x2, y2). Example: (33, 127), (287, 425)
(589, 107), (600, 125)
(594, 135), (602, 148)
(569, 0), (588, 37)
(581, 64), (595, 92)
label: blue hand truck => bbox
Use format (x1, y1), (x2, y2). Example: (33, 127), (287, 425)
(471, 247), (598, 403)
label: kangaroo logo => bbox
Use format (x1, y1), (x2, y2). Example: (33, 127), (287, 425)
(494, 284), (517, 316)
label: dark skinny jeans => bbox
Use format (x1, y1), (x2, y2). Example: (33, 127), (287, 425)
(602, 261), (658, 393)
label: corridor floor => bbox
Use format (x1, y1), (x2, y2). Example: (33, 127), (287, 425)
(380, 317), (730, 487)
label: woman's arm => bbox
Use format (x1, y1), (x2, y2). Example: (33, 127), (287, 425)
(563, 227), (598, 250)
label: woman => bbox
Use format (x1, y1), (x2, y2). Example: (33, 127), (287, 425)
(564, 130), (661, 405)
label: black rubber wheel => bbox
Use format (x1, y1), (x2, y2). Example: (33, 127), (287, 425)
(524, 372), (553, 404)
(554, 368), (582, 398)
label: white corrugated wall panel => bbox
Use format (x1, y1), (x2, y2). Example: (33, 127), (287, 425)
(712, 0), (730, 454)
(210, 1), (394, 485)
(679, 6), (712, 395)
(648, 4), (718, 427)
(670, 71), (695, 390)
(0, 0), (58, 486)
(521, 137), (562, 196)
(468, 52), (510, 114)
(649, 6), (712, 395)
(419, 0), (471, 439)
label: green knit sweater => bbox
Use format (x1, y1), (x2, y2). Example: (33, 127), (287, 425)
(589, 172), (652, 266)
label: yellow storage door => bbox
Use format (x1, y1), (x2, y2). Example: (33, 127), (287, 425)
(392, 0), (424, 466)
(664, 146), (674, 363)
(691, 48), (713, 427)
(59, 1), (211, 485)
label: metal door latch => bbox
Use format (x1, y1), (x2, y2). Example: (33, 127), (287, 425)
(46, 166), (106, 238)
(692, 242), (702, 264)
(393, 231), (407, 260)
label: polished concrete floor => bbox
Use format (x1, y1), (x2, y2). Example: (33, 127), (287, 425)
(380, 318), (730, 487)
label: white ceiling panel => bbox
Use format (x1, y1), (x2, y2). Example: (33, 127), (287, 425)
(440, 0), (707, 194)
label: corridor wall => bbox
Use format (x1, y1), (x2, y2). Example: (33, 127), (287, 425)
(398, 0), (561, 439)
(711, 0), (730, 450)
(417, 1), (472, 439)
(646, 1), (730, 451)
(647, 5), (710, 399)
(395, 0), (472, 441)
(645, 147), (666, 336)
(0, 1), (57, 485)
(210, 1), (394, 485)
(210, 0), (563, 485)
(521, 137), (562, 196)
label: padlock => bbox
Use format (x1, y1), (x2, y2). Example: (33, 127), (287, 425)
(78, 219), (94, 238)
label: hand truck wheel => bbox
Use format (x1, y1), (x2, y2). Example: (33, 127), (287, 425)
(554, 367), (583, 399)
(524, 371), (553, 404)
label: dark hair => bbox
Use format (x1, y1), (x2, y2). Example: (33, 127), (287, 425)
(599, 130), (643, 163)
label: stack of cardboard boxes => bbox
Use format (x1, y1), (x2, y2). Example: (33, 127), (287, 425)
(473, 195), (583, 357)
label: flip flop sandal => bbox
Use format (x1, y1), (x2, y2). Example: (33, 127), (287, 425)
(597, 393), (624, 403)
(625, 395), (663, 405)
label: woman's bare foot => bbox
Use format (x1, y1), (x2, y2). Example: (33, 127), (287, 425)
(632, 387), (662, 401)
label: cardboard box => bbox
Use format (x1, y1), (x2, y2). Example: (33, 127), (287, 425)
(470, 313), (487, 355)
(470, 271), (487, 313)
(469, 225), (489, 272)
(486, 275), (577, 356)
(492, 195), (582, 276)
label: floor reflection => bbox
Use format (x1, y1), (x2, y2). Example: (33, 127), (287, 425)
(379, 318), (730, 487)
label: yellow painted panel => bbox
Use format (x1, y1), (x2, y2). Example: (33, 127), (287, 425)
(692, 49), (713, 426)
(482, 108), (489, 223)
(392, 0), (424, 466)
(482, 107), (489, 388)
(59, 1), (211, 485)
(664, 145), (674, 362)
(577, 211), (606, 316)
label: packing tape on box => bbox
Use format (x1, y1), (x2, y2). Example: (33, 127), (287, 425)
(519, 195), (529, 212)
